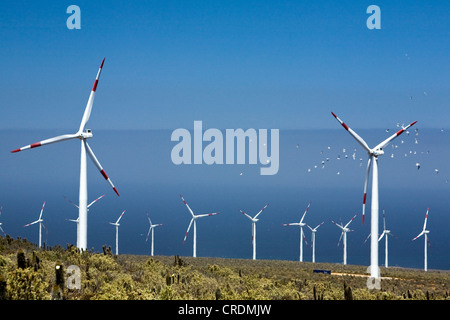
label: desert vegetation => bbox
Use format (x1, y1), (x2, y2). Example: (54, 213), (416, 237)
(0, 235), (448, 300)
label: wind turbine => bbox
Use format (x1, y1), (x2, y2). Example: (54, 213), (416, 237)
(0, 206), (6, 236)
(11, 58), (119, 251)
(331, 112), (417, 278)
(412, 208), (430, 271)
(109, 210), (126, 255)
(307, 221), (324, 263)
(282, 201), (312, 262)
(64, 194), (105, 248)
(146, 213), (162, 256)
(331, 214), (357, 265)
(180, 194), (220, 258)
(378, 208), (395, 268)
(24, 201), (47, 248)
(239, 204), (269, 260)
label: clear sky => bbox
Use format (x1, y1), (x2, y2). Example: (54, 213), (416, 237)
(0, 0), (449, 130)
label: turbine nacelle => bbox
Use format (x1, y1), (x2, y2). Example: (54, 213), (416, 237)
(77, 129), (93, 140)
(371, 148), (384, 157)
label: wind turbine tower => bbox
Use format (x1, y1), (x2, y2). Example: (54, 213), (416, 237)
(331, 112), (417, 278)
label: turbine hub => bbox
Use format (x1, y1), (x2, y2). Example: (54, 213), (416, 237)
(78, 129), (93, 140)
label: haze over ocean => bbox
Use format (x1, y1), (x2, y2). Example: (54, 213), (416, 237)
(1, 128), (449, 270)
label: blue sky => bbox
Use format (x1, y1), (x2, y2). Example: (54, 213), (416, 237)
(0, 1), (449, 269)
(0, 0), (449, 130)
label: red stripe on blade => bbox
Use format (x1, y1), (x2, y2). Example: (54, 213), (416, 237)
(11, 149), (21, 153)
(92, 80), (99, 92)
(363, 193), (367, 204)
(396, 129), (404, 136)
(113, 187), (120, 197)
(342, 123), (349, 131)
(100, 169), (109, 180)
(100, 58), (105, 69)
(30, 142), (42, 149)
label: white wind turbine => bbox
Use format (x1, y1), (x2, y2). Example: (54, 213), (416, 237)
(282, 202), (312, 262)
(331, 112), (417, 278)
(180, 194), (220, 258)
(0, 206), (6, 236)
(239, 204), (269, 260)
(331, 214), (357, 265)
(412, 208), (430, 271)
(24, 201), (47, 248)
(64, 194), (105, 248)
(11, 58), (119, 251)
(307, 221), (324, 263)
(146, 213), (162, 256)
(378, 208), (395, 268)
(109, 210), (126, 255)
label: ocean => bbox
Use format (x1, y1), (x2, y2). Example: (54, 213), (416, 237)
(1, 127), (449, 270)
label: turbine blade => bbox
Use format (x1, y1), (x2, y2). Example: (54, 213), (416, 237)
(254, 203), (269, 220)
(78, 58), (105, 132)
(362, 157), (372, 224)
(183, 218), (194, 244)
(345, 214), (358, 228)
(180, 194), (195, 217)
(87, 194), (105, 208)
(282, 222), (300, 226)
(331, 220), (344, 230)
(315, 221), (325, 230)
(147, 213), (153, 226)
(331, 112), (371, 153)
(85, 141), (120, 196)
(11, 133), (78, 153)
(412, 231), (424, 241)
(378, 231), (386, 242)
(0, 226), (5, 235)
(63, 195), (79, 209)
(116, 210), (126, 224)
(374, 120), (418, 151)
(337, 231), (344, 247)
(363, 233), (371, 244)
(24, 220), (40, 227)
(146, 227), (151, 242)
(423, 208), (429, 231)
(39, 201), (46, 220)
(240, 210), (254, 221)
(383, 207), (386, 230)
(196, 212), (220, 218)
(299, 201), (311, 223)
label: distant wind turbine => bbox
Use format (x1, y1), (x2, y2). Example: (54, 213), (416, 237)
(412, 208), (430, 271)
(24, 202), (47, 248)
(331, 111), (417, 278)
(11, 58), (120, 251)
(64, 195), (105, 248)
(109, 210), (126, 255)
(146, 213), (162, 256)
(180, 194), (220, 258)
(378, 208), (395, 268)
(0, 206), (5, 236)
(282, 202), (312, 262)
(240, 204), (269, 260)
(307, 221), (324, 263)
(331, 214), (357, 265)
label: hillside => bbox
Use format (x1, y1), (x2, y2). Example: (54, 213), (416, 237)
(0, 235), (449, 300)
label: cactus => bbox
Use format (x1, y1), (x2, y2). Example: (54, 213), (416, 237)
(344, 281), (353, 300)
(17, 249), (26, 269)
